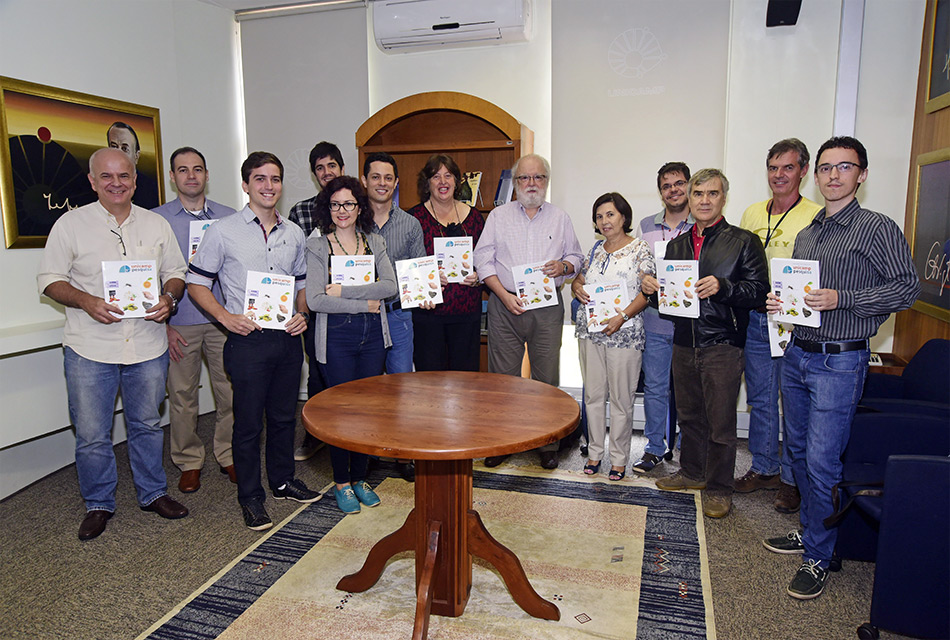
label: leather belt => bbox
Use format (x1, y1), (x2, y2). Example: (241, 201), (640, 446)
(791, 336), (869, 354)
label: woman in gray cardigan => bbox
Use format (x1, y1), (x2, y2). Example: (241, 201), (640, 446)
(306, 176), (397, 514)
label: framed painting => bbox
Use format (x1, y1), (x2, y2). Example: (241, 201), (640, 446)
(924, 0), (950, 113)
(0, 76), (163, 248)
(909, 147), (950, 321)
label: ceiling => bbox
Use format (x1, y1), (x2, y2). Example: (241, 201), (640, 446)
(196, 0), (362, 12)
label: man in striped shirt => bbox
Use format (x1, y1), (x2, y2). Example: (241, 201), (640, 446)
(762, 136), (919, 600)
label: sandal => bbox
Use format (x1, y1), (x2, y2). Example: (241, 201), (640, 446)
(609, 468), (626, 481)
(583, 461), (601, 475)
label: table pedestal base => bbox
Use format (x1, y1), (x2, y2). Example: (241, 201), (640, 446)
(336, 459), (559, 639)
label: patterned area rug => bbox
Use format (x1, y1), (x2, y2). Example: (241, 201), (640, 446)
(139, 468), (715, 639)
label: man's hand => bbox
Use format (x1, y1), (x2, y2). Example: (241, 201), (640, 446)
(284, 312), (307, 336)
(368, 299), (381, 313)
(221, 312), (261, 336)
(79, 294), (124, 324)
(501, 291), (526, 315)
(804, 288), (838, 312)
(640, 275), (659, 296)
(325, 284), (342, 297)
(765, 292), (782, 314)
(144, 294), (175, 323)
(541, 259), (566, 277)
(167, 326), (188, 362)
(694, 275), (720, 299)
(572, 278), (590, 305)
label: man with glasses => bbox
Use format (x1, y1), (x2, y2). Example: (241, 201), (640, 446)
(290, 141), (345, 462)
(761, 136), (918, 600)
(153, 147), (237, 494)
(632, 162), (694, 475)
(38, 148), (190, 541)
(473, 153), (583, 469)
(734, 139), (821, 514)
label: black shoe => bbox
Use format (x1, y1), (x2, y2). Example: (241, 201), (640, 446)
(141, 495), (189, 519)
(396, 461), (415, 482)
(273, 478), (321, 503)
(294, 434), (325, 461)
(484, 455), (510, 468)
(787, 560), (829, 600)
(78, 510), (113, 541)
(539, 450), (559, 469)
(241, 499), (273, 531)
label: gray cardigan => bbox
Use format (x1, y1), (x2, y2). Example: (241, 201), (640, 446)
(306, 232), (398, 363)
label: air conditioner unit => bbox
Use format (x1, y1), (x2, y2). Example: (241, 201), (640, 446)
(373, 0), (532, 53)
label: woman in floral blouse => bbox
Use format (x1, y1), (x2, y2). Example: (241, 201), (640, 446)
(571, 193), (654, 481)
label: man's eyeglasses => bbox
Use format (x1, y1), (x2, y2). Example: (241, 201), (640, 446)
(329, 201), (359, 212)
(816, 161), (859, 175)
(514, 174), (547, 184)
(111, 229), (126, 256)
(660, 180), (687, 192)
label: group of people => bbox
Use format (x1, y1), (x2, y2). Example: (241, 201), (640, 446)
(38, 133), (919, 603)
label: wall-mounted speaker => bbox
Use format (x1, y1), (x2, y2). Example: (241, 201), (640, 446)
(766, 0), (802, 27)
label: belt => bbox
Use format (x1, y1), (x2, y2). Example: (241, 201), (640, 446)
(384, 299), (401, 313)
(791, 336), (869, 354)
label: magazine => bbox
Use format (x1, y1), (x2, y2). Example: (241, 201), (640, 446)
(656, 259), (700, 318)
(511, 262), (558, 311)
(331, 255), (375, 286)
(433, 236), (474, 284)
(395, 256), (443, 309)
(188, 218), (218, 262)
(583, 281), (631, 333)
(771, 258), (820, 327)
(102, 260), (158, 319)
(243, 270), (295, 330)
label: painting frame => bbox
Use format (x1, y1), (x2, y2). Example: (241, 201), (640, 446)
(909, 147), (950, 322)
(924, 0), (950, 113)
(0, 76), (163, 248)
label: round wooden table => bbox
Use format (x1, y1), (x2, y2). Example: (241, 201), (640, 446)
(302, 371), (580, 640)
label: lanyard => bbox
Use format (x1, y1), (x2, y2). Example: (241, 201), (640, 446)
(765, 195), (801, 247)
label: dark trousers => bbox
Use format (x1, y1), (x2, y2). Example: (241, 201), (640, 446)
(672, 343), (744, 495)
(411, 310), (481, 371)
(224, 330), (302, 504)
(303, 320), (327, 399)
(318, 313), (386, 484)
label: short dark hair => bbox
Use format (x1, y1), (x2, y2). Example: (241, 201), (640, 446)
(108, 121), (140, 152)
(657, 162), (690, 190)
(170, 146), (207, 171)
(309, 141), (344, 174)
(417, 154), (462, 202)
(241, 151), (283, 183)
(314, 175), (374, 235)
(815, 136), (868, 172)
(767, 138), (810, 168)
(591, 192), (633, 233)
(363, 152), (398, 180)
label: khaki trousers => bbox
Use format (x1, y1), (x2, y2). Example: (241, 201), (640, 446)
(167, 323), (233, 471)
(579, 338), (642, 468)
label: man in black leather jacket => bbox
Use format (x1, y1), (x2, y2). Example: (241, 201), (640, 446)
(642, 168), (768, 518)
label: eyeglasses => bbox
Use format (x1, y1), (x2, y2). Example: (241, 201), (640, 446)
(514, 174), (547, 184)
(816, 161), (859, 175)
(329, 201), (359, 212)
(660, 180), (687, 192)
(111, 228), (126, 256)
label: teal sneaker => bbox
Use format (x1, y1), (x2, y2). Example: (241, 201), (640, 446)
(334, 486), (361, 514)
(351, 480), (381, 507)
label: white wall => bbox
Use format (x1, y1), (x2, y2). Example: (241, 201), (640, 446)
(0, 0), (245, 499)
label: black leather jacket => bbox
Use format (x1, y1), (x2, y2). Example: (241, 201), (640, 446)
(654, 218), (768, 349)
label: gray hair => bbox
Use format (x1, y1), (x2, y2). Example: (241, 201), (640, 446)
(687, 168), (729, 196)
(512, 153), (551, 180)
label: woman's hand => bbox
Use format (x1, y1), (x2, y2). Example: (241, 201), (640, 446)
(439, 270), (449, 286)
(640, 274), (659, 296)
(462, 271), (479, 287)
(368, 299), (381, 313)
(325, 284), (342, 297)
(602, 312), (625, 336)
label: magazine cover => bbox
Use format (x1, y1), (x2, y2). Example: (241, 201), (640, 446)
(584, 281), (631, 333)
(771, 258), (821, 327)
(188, 219), (218, 262)
(433, 236), (474, 283)
(511, 262), (558, 311)
(102, 260), (158, 319)
(331, 255), (375, 286)
(395, 256), (443, 309)
(656, 259), (700, 318)
(243, 270), (295, 330)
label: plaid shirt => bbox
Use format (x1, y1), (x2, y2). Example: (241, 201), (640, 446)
(288, 195), (319, 237)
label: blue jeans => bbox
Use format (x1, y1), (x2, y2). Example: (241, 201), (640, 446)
(641, 331), (674, 457)
(64, 347), (170, 511)
(385, 307), (414, 374)
(319, 313), (386, 484)
(744, 310), (793, 484)
(781, 343), (869, 566)
(224, 330), (302, 504)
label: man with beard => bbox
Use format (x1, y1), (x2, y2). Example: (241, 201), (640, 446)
(473, 154), (583, 469)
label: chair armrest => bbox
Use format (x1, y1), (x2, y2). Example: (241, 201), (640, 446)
(861, 371), (904, 400)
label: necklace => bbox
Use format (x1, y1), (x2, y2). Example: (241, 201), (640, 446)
(428, 200), (462, 230)
(332, 229), (361, 255)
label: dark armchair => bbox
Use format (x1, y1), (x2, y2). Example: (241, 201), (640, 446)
(860, 338), (950, 416)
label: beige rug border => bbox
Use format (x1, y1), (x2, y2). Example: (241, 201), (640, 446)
(136, 468), (717, 640)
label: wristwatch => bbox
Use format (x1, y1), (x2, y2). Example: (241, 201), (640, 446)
(162, 291), (179, 313)
(562, 260), (571, 275)
(620, 310), (630, 321)
(297, 310), (310, 322)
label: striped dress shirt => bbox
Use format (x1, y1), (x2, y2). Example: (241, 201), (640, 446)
(791, 198), (919, 342)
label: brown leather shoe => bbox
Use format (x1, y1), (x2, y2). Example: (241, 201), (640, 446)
(703, 494), (732, 518)
(219, 464), (237, 484)
(141, 495), (189, 519)
(774, 483), (802, 513)
(734, 469), (781, 493)
(178, 469), (201, 493)
(78, 510), (113, 541)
